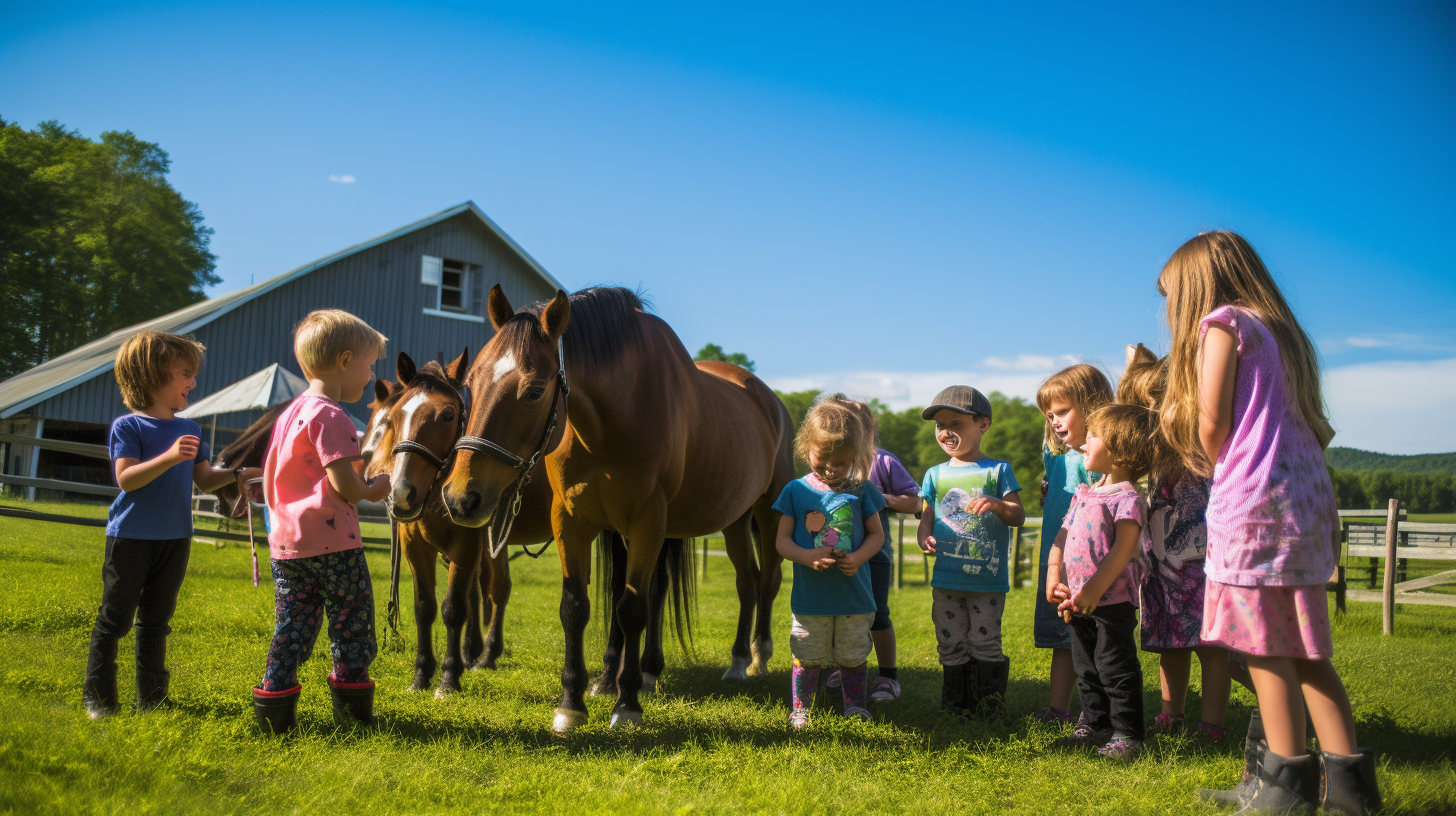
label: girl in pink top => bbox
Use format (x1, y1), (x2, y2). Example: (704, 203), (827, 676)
(248, 310), (391, 736)
(1159, 232), (1379, 815)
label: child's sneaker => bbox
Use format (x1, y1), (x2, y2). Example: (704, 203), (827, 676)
(869, 676), (901, 702)
(1149, 713), (1186, 736)
(789, 708), (811, 730)
(825, 669), (841, 690)
(1050, 715), (1111, 749)
(1191, 720), (1227, 745)
(1033, 706), (1074, 725)
(843, 705), (872, 722)
(1097, 736), (1144, 761)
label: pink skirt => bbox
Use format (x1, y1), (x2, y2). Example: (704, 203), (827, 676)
(1201, 580), (1333, 660)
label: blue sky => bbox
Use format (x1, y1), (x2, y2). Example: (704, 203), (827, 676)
(4, 2), (1454, 453)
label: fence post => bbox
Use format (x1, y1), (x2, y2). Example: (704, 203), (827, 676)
(700, 538), (708, 581)
(895, 515), (904, 590)
(1011, 527), (1023, 589)
(1382, 498), (1399, 635)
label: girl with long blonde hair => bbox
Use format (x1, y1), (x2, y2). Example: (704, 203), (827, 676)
(1159, 232), (1378, 815)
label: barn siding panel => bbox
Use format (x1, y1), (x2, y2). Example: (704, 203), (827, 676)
(31, 212), (560, 428)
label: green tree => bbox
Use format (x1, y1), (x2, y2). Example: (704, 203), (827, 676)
(0, 119), (218, 379)
(693, 342), (755, 372)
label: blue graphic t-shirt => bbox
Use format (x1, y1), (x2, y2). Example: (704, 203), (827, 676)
(772, 475), (887, 616)
(106, 413), (210, 540)
(1040, 447), (1100, 565)
(920, 457), (1021, 593)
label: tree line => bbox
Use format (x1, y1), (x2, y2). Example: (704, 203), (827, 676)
(1327, 469), (1456, 514)
(0, 119), (217, 380)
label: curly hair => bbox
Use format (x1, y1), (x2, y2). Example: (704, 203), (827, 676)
(793, 393), (876, 489)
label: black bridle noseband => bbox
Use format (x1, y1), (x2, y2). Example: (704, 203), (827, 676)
(454, 337), (569, 560)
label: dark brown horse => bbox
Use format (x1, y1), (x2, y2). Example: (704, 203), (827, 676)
(440, 286), (795, 732)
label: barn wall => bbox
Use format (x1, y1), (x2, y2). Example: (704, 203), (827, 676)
(29, 212), (559, 427)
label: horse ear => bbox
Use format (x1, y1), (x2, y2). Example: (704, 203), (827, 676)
(446, 347), (469, 384)
(540, 290), (570, 341)
(374, 379), (391, 403)
(488, 284), (514, 331)
(397, 352), (416, 386)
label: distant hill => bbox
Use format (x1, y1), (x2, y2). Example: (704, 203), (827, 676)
(1325, 447), (1456, 475)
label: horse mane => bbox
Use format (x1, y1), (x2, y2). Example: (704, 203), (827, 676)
(498, 286), (648, 372)
(216, 400), (293, 467)
(410, 360), (464, 402)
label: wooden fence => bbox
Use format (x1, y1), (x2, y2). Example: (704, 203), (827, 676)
(1331, 500), (1456, 634)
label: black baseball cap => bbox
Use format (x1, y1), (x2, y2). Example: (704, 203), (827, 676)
(921, 385), (992, 421)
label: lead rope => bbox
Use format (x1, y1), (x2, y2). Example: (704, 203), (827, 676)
(248, 499), (259, 587)
(387, 504), (402, 636)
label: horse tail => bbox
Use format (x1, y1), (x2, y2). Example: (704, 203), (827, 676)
(594, 530), (624, 640)
(659, 537), (696, 651)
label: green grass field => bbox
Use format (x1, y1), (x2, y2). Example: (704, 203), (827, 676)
(2, 498), (1454, 815)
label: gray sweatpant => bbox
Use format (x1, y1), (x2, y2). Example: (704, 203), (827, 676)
(931, 587), (1006, 665)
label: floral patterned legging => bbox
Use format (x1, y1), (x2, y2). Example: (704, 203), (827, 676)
(259, 549), (376, 692)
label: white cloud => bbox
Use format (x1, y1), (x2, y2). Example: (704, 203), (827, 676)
(1325, 357), (1456, 454)
(982, 353), (1083, 372)
(329, 174), (357, 184)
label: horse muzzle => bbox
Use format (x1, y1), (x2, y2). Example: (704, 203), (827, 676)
(441, 481), (497, 528)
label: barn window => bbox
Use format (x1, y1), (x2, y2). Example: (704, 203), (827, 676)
(421, 256), (487, 323)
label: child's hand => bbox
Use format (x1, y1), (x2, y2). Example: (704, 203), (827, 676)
(918, 535), (937, 555)
(1059, 587), (1101, 617)
(169, 435), (201, 465)
(365, 473), (391, 503)
(1046, 580), (1070, 605)
(835, 549), (865, 577)
(805, 546), (841, 570)
(1040, 479), (1049, 502)
(965, 495), (1002, 516)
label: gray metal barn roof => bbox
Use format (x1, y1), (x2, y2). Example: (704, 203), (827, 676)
(0, 202), (563, 419)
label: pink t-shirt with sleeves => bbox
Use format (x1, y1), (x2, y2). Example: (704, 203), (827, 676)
(1061, 481), (1146, 607)
(1199, 305), (1338, 587)
(263, 395), (365, 560)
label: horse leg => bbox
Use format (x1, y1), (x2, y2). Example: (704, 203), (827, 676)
(405, 534), (438, 692)
(475, 542), (510, 670)
(611, 519), (666, 728)
(719, 511), (759, 682)
(640, 539), (672, 694)
(462, 567), (485, 667)
(436, 543), (479, 697)
(750, 503), (783, 675)
(552, 518), (598, 734)
(591, 532), (626, 697)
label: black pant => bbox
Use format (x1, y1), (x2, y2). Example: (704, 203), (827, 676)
(83, 536), (191, 700)
(1067, 602), (1145, 740)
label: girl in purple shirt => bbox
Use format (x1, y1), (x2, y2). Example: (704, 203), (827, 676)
(1158, 232), (1379, 815)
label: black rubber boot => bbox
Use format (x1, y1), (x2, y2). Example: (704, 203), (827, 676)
(975, 657), (1009, 713)
(1199, 708), (1265, 805)
(253, 685), (300, 735)
(1234, 748), (1317, 815)
(135, 669), (170, 711)
(941, 664), (969, 716)
(329, 676), (376, 727)
(1320, 749), (1382, 816)
(82, 667), (119, 720)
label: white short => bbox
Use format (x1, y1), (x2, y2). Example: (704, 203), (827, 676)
(788, 612), (875, 667)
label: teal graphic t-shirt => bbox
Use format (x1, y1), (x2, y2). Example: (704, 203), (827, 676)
(920, 458), (1021, 593)
(1040, 447), (1100, 565)
(772, 474), (887, 616)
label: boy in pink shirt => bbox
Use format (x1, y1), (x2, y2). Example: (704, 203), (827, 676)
(249, 310), (390, 735)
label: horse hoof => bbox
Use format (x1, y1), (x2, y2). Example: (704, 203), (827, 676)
(552, 707), (587, 734)
(609, 709), (643, 729)
(588, 678), (616, 697)
(641, 673), (658, 694)
(435, 685), (459, 699)
(721, 656), (751, 683)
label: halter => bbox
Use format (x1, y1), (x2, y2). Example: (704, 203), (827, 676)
(454, 337), (569, 560)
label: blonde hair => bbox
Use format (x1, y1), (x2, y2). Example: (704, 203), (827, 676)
(1118, 344), (1185, 489)
(115, 331), (205, 411)
(1158, 231), (1331, 477)
(294, 309), (387, 375)
(793, 393), (876, 488)
(1086, 404), (1158, 481)
(1036, 364), (1114, 455)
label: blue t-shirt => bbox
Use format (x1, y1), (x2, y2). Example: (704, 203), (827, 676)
(1040, 447), (1099, 564)
(106, 413), (210, 540)
(920, 457), (1021, 593)
(772, 475), (887, 616)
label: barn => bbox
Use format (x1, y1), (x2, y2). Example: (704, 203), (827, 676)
(0, 202), (564, 497)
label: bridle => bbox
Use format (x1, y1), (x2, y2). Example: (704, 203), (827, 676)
(381, 389), (465, 524)
(453, 336), (569, 560)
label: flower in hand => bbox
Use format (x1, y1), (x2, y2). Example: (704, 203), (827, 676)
(918, 534), (937, 555)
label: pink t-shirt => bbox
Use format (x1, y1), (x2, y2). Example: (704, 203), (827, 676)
(1061, 481), (1146, 607)
(263, 395), (365, 560)
(1200, 306), (1337, 587)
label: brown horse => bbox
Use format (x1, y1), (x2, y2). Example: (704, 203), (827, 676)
(440, 285), (795, 732)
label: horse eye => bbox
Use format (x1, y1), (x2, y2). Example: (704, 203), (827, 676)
(441, 410), (455, 423)
(525, 386), (545, 400)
